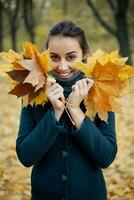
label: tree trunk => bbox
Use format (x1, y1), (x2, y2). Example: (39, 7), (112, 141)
(63, 0), (68, 15)
(10, 22), (17, 51)
(23, 0), (35, 42)
(86, 0), (132, 65)
(3, 0), (21, 50)
(115, 0), (132, 64)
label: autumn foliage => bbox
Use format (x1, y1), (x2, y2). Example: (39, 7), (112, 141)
(0, 43), (134, 122)
(75, 49), (134, 122)
(0, 42), (52, 106)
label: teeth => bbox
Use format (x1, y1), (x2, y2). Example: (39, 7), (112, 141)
(60, 73), (71, 76)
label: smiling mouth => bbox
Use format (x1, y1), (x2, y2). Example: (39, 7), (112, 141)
(52, 71), (74, 79)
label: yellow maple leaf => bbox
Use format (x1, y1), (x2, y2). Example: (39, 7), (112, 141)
(0, 50), (24, 77)
(22, 90), (48, 107)
(23, 41), (38, 58)
(118, 65), (134, 81)
(36, 50), (52, 74)
(0, 49), (23, 63)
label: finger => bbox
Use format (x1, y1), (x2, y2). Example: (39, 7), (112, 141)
(51, 92), (64, 101)
(73, 84), (79, 96)
(46, 77), (56, 84)
(46, 78), (56, 89)
(51, 87), (64, 96)
(46, 81), (53, 89)
(50, 83), (59, 91)
(46, 82), (59, 92)
(50, 83), (63, 92)
(85, 77), (94, 84)
(77, 80), (84, 93)
(45, 84), (63, 99)
(72, 85), (75, 91)
(78, 80), (87, 96)
(83, 79), (88, 93)
(87, 80), (94, 91)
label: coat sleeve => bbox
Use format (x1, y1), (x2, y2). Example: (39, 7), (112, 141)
(71, 111), (118, 169)
(16, 105), (64, 167)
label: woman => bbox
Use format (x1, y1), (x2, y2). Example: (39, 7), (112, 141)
(16, 21), (118, 200)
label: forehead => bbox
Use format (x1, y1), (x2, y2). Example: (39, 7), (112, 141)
(48, 36), (82, 54)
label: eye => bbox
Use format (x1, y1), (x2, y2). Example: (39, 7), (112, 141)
(50, 55), (59, 62)
(66, 55), (77, 61)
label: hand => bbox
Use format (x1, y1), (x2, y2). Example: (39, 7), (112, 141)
(66, 78), (94, 110)
(45, 77), (65, 120)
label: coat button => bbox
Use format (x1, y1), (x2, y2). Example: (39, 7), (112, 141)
(62, 150), (68, 158)
(61, 174), (67, 181)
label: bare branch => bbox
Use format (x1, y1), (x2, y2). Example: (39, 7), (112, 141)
(86, 0), (117, 36)
(106, 0), (116, 11)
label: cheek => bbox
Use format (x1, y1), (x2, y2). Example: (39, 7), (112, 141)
(70, 56), (83, 69)
(68, 63), (79, 72)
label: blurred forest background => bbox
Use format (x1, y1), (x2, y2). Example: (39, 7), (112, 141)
(0, 0), (134, 199)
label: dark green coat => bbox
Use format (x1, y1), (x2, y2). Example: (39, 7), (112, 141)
(16, 71), (118, 200)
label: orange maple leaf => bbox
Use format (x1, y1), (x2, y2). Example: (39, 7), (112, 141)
(75, 49), (134, 122)
(17, 43), (52, 92)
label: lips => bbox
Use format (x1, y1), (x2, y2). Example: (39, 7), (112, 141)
(59, 72), (72, 77)
(53, 71), (74, 79)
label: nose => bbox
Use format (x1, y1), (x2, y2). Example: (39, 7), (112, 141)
(58, 59), (68, 71)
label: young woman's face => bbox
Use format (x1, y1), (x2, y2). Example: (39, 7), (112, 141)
(48, 36), (83, 79)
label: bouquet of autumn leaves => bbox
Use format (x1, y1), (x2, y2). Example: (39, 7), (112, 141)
(0, 42), (52, 106)
(0, 42), (134, 122)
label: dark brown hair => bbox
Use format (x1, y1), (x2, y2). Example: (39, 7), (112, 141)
(46, 21), (90, 62)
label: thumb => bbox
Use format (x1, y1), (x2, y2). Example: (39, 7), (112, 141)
(86, 78), (94, 90)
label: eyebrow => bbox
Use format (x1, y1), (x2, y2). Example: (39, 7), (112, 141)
(50, 51), (77, 55)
